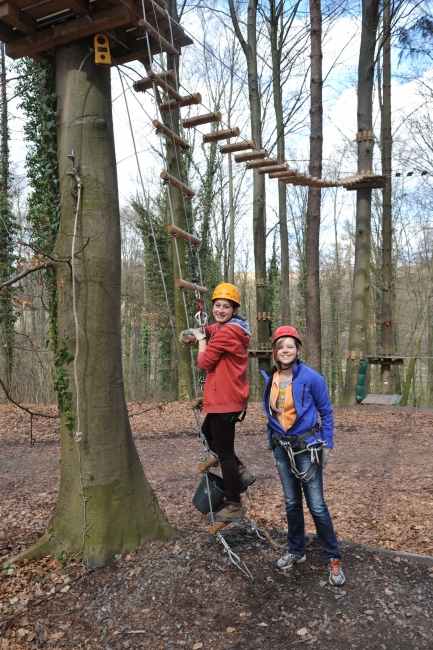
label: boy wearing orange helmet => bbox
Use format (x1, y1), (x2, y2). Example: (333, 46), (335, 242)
(260, 326), (345, 587)
(194, 283), (255, 523)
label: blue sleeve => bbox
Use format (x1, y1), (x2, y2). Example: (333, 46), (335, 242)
(311, 374), (334, 449)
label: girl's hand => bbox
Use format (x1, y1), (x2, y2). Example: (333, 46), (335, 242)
(193, 328), (206, 341)
(321, 448), (331, 469)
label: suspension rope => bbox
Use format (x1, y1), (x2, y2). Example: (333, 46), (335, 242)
(123, 7), (258, 583)
(69, 52), (92, 437)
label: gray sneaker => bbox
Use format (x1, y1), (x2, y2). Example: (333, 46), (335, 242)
(328, 558), (345, 586)
(276, 552), (306, 570)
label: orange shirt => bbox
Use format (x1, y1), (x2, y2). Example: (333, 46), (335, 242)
(270, 371), (297, 432)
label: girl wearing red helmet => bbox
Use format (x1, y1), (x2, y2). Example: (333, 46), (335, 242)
(193, 283), (255, 523)
(260, 326), (345, 587)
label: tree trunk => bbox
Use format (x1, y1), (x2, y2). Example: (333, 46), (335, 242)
(0, 42), (14, 391)
(229, 0), (269, 369)
(380, 0), (392, 393)
(401, 252), (433, 406)
(305, 0), (323, 371)
(12, 40), (175, 566)
(161, 0), (193, 400)
(269, 0), (290, 325)
(342, 0), (380, 405)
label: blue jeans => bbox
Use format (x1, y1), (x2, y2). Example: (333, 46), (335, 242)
(273, 445), (341, 561)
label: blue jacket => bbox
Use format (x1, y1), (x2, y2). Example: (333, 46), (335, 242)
(261, 360), (334, 449)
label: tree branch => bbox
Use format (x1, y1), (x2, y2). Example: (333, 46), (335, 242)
(228, 0), (250, 59)
(0, 377), (58, 419)
(0, 262), (54, 289)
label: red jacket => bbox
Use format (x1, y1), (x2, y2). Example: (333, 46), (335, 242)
(198, 322), (250, 414)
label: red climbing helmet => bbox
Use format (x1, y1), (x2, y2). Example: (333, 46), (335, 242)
(272, 326), (302, 347)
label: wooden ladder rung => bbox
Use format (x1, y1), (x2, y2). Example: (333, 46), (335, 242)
(259, 163), (289, 175)
(134, 69), (176, 94)
(269, 170), (297, 179)
(183, 111), (222, 128)
(203, 127), (240, 143)
(153, 120), (190, 150)
(160, 171), (195, 197)
(147, 69), (182, 101)
(208, 521), (229, 535)
(234, 149), (268, 163)
(219, 140), (255, 154)
(246, 157), (279, 169)
(175, 279), (208, 294)
(160, 93), (202, 113)
(138, 19), (180, 56)
(167, 224), (201, 245)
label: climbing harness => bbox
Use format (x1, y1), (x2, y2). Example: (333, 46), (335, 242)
(219, 410), (247, 424)
(272, 426), (328, 483)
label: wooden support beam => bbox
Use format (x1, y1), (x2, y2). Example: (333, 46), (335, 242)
(203, 127), (240, 143)
(175, 279), (207, 294)
(0, 20), (15, 44)
(147, 68), (182, 100)
(259, 163), (289, 175)
(110, 45), (150, 67)
(183, 111), (222, 128)
(6, 5), (131, 59)
(345, 182), (386, 191)
(160, 170), (195, 197)
(138, 18), (180, 56)
(234, 149), (268, 163)
(153, 120), (190, 150)
(246, 157), (279, 169)
(167, 224), (201, 245)
(66, 0), (92, 17)
(160, 93), (202, 113)
(0, 2), (36, 35)
(219, 140), (255, 154)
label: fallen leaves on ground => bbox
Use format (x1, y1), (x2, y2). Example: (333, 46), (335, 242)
(1, 401), (433, 649)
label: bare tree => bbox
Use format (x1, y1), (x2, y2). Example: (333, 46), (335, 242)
(342, 0), (380, 405)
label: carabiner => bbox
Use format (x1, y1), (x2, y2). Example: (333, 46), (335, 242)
(195, 310), (208, 327)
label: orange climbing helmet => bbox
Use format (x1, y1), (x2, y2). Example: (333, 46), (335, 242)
(211, 283), (241, 307)
(272, 326), (302, 347)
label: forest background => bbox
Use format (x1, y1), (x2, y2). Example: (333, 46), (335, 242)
(1, 0), (433, 407)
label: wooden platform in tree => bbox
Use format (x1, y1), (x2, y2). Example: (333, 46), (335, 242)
(362, 394), (401, 406)
(0, 0), (193, 63)
(248, 347), (272, 359)
(367, 356), (404, 365)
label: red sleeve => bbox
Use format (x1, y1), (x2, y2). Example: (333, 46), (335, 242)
(198, 326), (242, 371)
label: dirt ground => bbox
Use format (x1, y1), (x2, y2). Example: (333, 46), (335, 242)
(1, 402), (433, 649)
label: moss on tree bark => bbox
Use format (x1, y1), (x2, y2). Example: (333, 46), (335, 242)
(12, 40), (175, 566)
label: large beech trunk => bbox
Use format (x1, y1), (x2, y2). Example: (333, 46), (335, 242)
(342, 0), (380, 405)
(12, 40), (175, 566)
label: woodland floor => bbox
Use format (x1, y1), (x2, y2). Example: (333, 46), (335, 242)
(1, 402), (433, 649)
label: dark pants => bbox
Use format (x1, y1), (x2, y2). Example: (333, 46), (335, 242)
(201, 413), (243, 503)
(273, 446), (341, 561)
